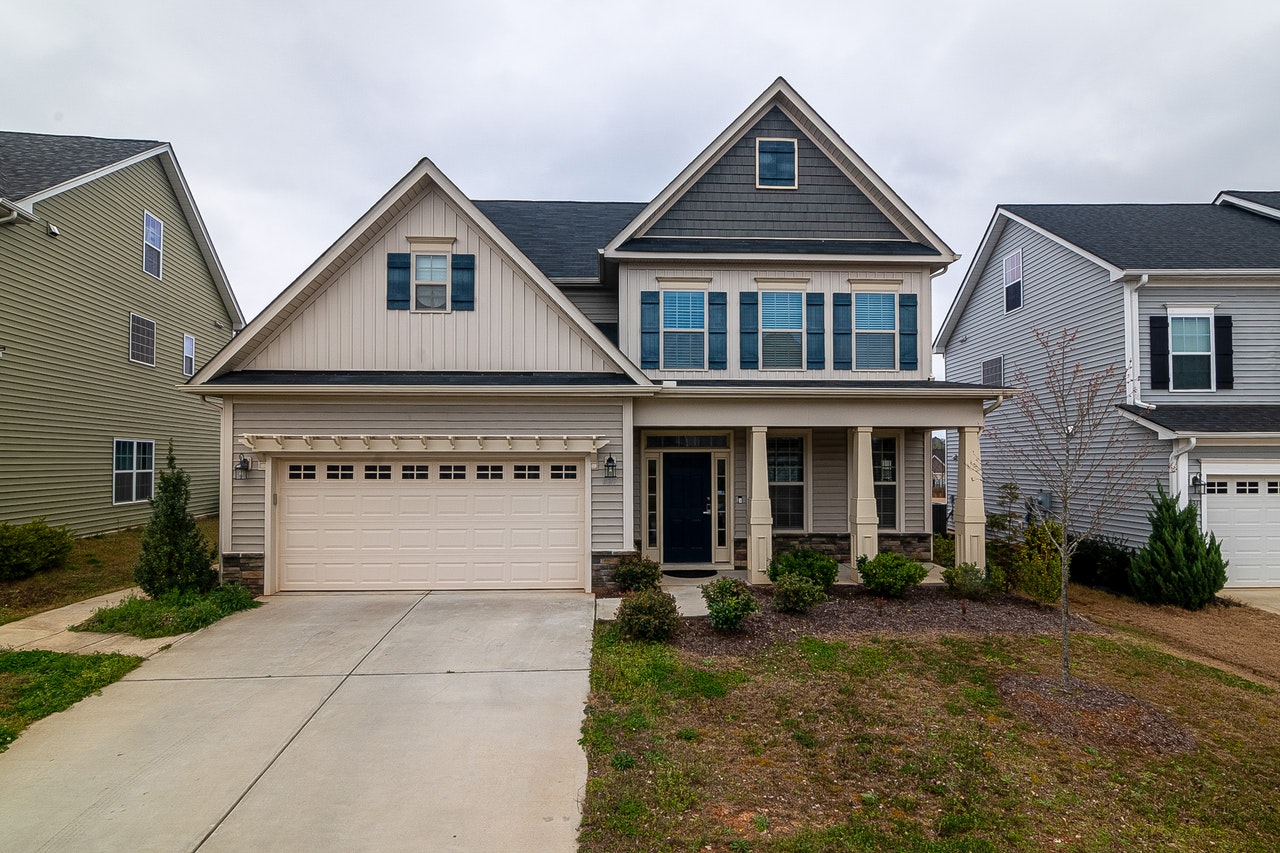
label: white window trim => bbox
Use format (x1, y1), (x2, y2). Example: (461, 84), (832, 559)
(754, 277), (810, 289)
(661, 289), (708, 371)
(112, 438), (155, 506)
(1166, 303), (1217, 392)
(143, 211), (163, 280)
(411, 251), (451, 313)
(755, 137), (798, 190)
(1003, 250), (1023, 314)
(759, 290), (806, 370)
(767, 429), (812, 532)
(129, 312), (157, 367)
(182, 334), (196, 377)
(853, 292), (897, 371)
(846, 279), (902, 293)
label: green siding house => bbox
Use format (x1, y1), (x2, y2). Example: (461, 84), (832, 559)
(0, 132), (244, 534)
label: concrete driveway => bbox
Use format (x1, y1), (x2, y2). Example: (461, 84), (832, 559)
(0, 591), (594, 852)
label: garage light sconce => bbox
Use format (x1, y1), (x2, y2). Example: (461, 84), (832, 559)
(233, 453), (251, 480)
(604, 455), (617, 481)
(1190, 474), (1204, 495)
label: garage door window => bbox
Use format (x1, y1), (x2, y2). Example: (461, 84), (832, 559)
(440, 465), (466, 480)
(477, 464), (503, 480)
(1205, 480), (1227, 494)
(515, 464), (540, 479)
(327, 464), (354, 480)
(551, 464), (578, 480)
(402, 464), (429, 479)
(1236, 481), (1259, 494)
(1270, 482), (1279, 495)
(364, 465), (391, 480)
(288, 464), (316, 480)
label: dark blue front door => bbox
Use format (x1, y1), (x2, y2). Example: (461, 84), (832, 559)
(662, 452), (712, 563)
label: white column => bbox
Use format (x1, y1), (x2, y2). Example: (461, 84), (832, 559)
(747, 426), (773, 584)
(850, 426), (879, 560)
(953, 426), (986, 568)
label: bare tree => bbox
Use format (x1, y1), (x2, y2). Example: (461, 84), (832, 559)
(987, 328), (1162, 685)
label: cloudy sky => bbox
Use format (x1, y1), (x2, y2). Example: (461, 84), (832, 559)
(8, 0), (1279, 372)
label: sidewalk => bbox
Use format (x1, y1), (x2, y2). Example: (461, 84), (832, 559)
(0, 588), (192, 657)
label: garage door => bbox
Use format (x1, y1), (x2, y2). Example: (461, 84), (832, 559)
(1202, 477), (1280, 587)
(277, 458), (586, 590)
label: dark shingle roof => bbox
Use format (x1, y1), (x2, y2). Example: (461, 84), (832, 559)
(1003, 203), (1280, 270)
(617, 236), (941, 256)
(1222, 191), (1280, 210)
(474, 200), (644, 280)
(1121, 404), (1280, 434)
(0, 131), (162, 200)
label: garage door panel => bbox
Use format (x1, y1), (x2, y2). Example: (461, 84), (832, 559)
(1204, 478), (1280, 587)
(435, 496), (471, 516)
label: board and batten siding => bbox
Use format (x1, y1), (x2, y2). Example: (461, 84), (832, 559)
(242, 187), (618, 375)
(0, 157), (234, 533)
(228, 398), (626, 553)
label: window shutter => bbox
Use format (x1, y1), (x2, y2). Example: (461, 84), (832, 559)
(806, 292), (825, 370)
(708, 292), (727, 370)
(1214, 314), (1234, 390)
(898, 293), (918, 371)
(1149, 315), (1170, 390)
(450, 254), (475, 311)
(640, 291), (660, 369)
(832, 293), (852, 370)
(739, 292), (758, 369)
(386, 253), (411, 310)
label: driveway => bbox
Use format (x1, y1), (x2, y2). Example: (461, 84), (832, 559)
(0, 591), (594, 852)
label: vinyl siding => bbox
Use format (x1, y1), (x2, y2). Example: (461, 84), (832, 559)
(558, 285), (618, 324)
(0, 157), (234, 533)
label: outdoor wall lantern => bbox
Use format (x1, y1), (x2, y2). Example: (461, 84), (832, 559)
(233, 453), (251, 480)
(1190, 473), (1204, 494)
(604, 455), (617, 480)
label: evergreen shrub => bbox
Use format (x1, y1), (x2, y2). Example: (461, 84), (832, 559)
(612, 555), (661, 592)
(766, 547), (839, 591)
(941, 562), (988, 599)
(858, 552), (928, 598)
(615, 588), (680, 642)
(133, 442), (218, 597)
(1070, 536), (1134, 593)
(0, 518), (74, 582)
(700, 577), (759, 630)
(1015, 521), (1062, 604)
(771, 573), (827, 613)
(1128, 485), (1227, 610)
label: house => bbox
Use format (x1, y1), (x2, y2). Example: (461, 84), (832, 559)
(0, 132), (244, 534)
(188, 78), (1000, 595)
(936, 191), (1280, 587)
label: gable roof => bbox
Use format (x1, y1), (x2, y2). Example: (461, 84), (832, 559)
(0, 130), (244, 329)
(1216, 190), (1280, 221)
(473, 200), (644, 281)
(604, 78), (956, 266)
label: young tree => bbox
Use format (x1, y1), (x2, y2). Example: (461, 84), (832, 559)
(134, 441), (219, 597)
(987, 328), (1162, 684)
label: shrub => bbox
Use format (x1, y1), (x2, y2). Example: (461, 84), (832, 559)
(932, 533), (955, 569)
(1015, 521), (1062, 604)
(134, 442), (219, 597)
(983, 538), (1022, 593)
(1128, 484), (1227, 610)
(615, 588), (680, 642)
(1070, 536), (1134, 593)
(941, 562), (988, 599)
(612, 555), (661, 592)
(0, 517), (74, 582)
(858, 552), (928, 598)
(767, 547), (839, 591)
(700, 577), (759, 630)
(771, 573), (827, 613)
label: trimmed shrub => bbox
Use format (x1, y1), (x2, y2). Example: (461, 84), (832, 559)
(0, 517), (74, 582)
(1070, 536), (1134, 593)
(1129, 485), (1227, 610)
(771, 573), (826, 613)
(134, 443), (218, 597)
(700, 577), (759, 630)
(615, 588), (680, 642)
(767, 547), (839, 591)
(612, 555), (661, 592)
(858, 552), (928, 598)
(1015, 521), (1062, 604)
(932, 533), (955, 569)
(941, 562), (988, 599)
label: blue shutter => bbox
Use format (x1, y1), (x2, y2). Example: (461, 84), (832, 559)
(806, 292), (825, 370)
(898, 293), (918, 371)
(450, 254), (475, 311)
(708, 292), (727, 370)
(386, 253), (410, 310)
(832, 293), (852, 370)
(640, 291), (659, 369)
(1150, 316), (1170, 390)
(739, 292), (759, 369)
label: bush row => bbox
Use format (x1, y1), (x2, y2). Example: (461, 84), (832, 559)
(0, 518), (74, 582)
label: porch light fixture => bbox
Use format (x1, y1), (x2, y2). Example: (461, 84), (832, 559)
(1190, 473), (1204, 495)
(604, 455), (617, 480)
(233, 453), (251, 480)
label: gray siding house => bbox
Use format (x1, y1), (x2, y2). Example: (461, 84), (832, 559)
(0, 132), (244, 534)
(190, 78), (1000, 595)
(936, 191), (1280, 587)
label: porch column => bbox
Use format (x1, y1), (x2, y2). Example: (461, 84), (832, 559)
(850, 426), (879, 560)
(747, 426), (773, 584)
(954, 426), (986, 568)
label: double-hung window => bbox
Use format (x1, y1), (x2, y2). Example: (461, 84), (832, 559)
(413, 254), (449, 311)
(854, 292), (896, 369)
(767, 435), (805, 529)
(757, 138), (797, 189)
(662, 291), (705, 369)
(1003, 250), (1023, 312)
(872, 435), (898, 529)
(143, 212), (163, 279)
(113, 439), (154, 504)
(760, 291), (803, 369)
(182, 334), (196, 377)
(1169, 311), (1213, 390)
(130, 313), (156, 366)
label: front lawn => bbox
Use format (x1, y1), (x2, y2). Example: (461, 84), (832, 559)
(0, 650), (143, 751)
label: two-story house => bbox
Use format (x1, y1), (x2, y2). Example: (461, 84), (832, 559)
(0, 132), (244, 534)
(188, 78), (999, 595)
(936, 192), (1280, 587)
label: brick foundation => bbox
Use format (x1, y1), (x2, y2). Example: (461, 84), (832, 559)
(221, 552), (265, 595)
(591, 551), (638, 589)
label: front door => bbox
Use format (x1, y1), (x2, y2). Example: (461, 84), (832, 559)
(662, 452), (712, 563)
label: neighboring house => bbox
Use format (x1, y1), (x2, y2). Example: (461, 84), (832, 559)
(931, 452), (946, 493)
(0, 132), (244, 534)
(188, 78), (999, 595)
(936, 191), (1280, 587)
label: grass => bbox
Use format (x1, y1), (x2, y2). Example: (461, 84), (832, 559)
(579, 625), (1280, 852)
(0, 516), (220, 626)
(71, 583), (260, 639)
(0, 650), (143, 751)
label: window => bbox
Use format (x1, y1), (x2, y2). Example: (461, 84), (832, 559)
(113, 439), (154, 504)
(756, 138), (797, 189)
(760, 291), (803, 369)
(143, 212), (163, 278)
(401, 464), (430, 479)
(1169, 315), (1213, 390)
(872, 436), (898, 529)
(413, 253), (448, 311)
(854, 293), (895, 369)
(514, 464), (541, 480)
(439, 464), (466, 480)
(287, 464), (316, 480)
(364, 464), (391, 480)
(1236, 481), (1259, 495)
(662, 291), (705, 368)
(477, 464), (504, 480)
(129, 313), (156, 366)
(326, 464), (354, 480)
(981, 356), (1004, 387)
(1003, 250), (1022, 312)
(550, 464), (577, 480)
(1205, 480), (1228, 495)
(182, 334), (196, 377)
(1269, 481), (1279, 495)
(767, 436), (805, 529)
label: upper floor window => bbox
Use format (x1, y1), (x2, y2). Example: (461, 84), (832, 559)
(1003, 250), (1022, 313)
(663, 291), (705, 369)
(143, 212), (163, 279)
(981, 356), (1004, 387)
(760, 291), (803, 369)
(129, 313), (156, 366)
(1170, 314), (1212, 390)
(854, 292), (895, 370)
(182, 334), (196, 377)
(413, 253), (449, 311)
(756, 138), (797, 189)
(113, 439), (154, 504)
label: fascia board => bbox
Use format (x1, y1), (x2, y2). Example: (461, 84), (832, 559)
(1214, 192), (1280, 221)
(177, 383), (656, 398)
(605, 250), (948, 267)
(1123, 268), (1280, 279)
(651, 385), (1011, 401)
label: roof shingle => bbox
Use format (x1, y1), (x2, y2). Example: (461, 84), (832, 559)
(0, 131), (162, 200)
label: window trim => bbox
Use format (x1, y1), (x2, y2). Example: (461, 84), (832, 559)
(853, 291), (897, 371)
(766, 430), (811, 532)
(661, 289), (708, 370)
(182, 334), (196, 377)
(129, 312), (157, 367)
(1003, 250), (1023, 314)
(1166, 304), (1217, 392)
(112, 438), (155, 505)
(756, 137), (798, 190)
(143, 211), (163, 279)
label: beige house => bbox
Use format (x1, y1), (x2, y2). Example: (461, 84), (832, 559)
(189, 79), (998, 595)
(0, 132), (243, 534)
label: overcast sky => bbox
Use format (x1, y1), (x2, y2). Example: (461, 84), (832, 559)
(7, 0), (1279, 374)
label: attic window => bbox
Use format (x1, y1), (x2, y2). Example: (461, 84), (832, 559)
(413, 253), (449, 311)
(756, 139), (797, 189)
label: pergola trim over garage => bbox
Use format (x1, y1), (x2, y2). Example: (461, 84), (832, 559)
(239, 434), (610, 455)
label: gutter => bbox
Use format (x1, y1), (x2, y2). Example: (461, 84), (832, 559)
(983, 393), (1006, 416)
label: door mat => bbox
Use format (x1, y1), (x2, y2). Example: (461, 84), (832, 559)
(662, 569), (718, 579)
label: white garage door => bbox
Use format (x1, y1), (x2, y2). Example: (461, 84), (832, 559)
(1202, 477), (1280, 587)
(277, 458), (586, 591)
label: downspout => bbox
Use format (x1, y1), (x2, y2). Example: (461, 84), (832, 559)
(1169, 436), (1196, 507)
(982, 393), (1005, 417)
(0, 210), (17, 227)
(1126, 274), (1155, 409)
